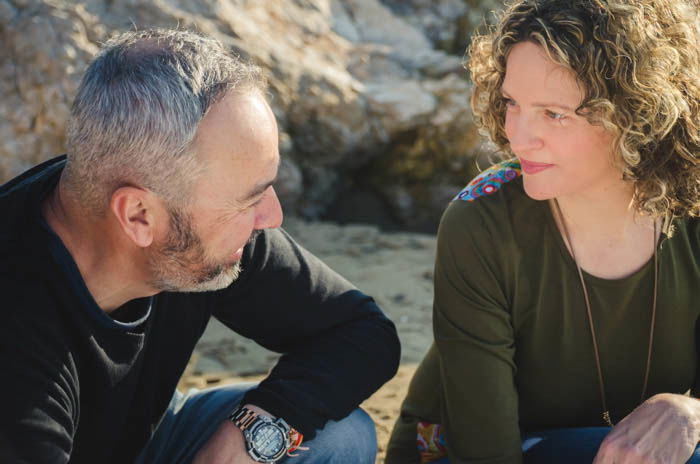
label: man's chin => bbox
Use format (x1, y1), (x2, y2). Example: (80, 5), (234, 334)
(186, 262), (242, 292)
(154, 261), (242, 293)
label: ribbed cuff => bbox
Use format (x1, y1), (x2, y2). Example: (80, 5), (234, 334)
(242, 387), (322, 440)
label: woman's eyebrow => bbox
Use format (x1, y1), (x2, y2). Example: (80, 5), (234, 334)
(501, 88), (575, 112)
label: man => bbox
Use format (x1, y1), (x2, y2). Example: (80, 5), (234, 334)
(0, 29), (400, 463)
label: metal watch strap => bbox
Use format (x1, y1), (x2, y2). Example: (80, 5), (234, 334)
(229, 406), (259, 431)
(229, 406), (294, 463)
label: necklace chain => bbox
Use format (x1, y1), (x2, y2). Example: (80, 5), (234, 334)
(553, 199), (659, 427)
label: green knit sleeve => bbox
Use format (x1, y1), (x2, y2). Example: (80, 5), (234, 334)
(433, 199), (523, 463)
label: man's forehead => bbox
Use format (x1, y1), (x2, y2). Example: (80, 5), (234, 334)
(196, 92), (278, 160)
(201, 89), (272, 126)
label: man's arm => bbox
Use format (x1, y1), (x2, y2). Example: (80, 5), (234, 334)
(192, 404), (263, 464)
(0, 290), (77, 464)
(207, 227), (401, 439)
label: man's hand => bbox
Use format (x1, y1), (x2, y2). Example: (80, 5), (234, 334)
(192, 404), (271, 464)
(593, 393), (700, 463)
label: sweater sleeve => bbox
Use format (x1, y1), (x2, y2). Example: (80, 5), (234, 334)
(208, 227), (401, 439)
(433, 200), (522, 463)
(0, 290), (78, 464)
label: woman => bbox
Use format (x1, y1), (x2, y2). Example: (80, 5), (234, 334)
(386, 0), (700, 462)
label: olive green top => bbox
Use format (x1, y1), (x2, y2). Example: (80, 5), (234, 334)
(386, 161), (700, 464)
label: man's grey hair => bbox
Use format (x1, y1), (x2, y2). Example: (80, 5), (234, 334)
(63, 28), (267, 213)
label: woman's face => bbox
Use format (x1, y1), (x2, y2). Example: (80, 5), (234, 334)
(502, 41), (620, 201)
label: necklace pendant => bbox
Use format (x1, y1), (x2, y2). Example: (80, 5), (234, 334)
(602, 411), (614, 428)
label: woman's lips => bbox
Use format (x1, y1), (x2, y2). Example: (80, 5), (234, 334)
(520, 158), (554, 175)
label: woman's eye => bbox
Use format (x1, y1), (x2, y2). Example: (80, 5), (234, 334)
(503, 97), (516, 107)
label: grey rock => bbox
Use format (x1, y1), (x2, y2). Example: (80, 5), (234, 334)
(1, 0), (494, 230)
(365, 80), (437, 134)
(276, 154), (304, 212)
(382, 0), (503, 54)
(329, 0), (360, 42)
(0, 0), (17, 23)
(0, 0), (98, 182)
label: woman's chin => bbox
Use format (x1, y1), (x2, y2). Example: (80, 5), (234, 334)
(522, 183), (556, 201)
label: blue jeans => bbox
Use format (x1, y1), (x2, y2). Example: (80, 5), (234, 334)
(135, 382), (377, 464)
(431, 427), (700, 463)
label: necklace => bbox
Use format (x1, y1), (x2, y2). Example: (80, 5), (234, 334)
(552, 199), (659, 427)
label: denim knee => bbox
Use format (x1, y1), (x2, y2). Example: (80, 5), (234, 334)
(340, 408), (377, 462)
(283, 408), (377, 464)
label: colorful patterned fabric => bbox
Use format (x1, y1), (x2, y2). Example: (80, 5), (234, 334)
(453, 159), (522, 202)
(417, 421), (448, 464)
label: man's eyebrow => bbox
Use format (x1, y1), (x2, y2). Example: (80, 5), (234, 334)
(501, 88), (576, 112)
(241, 176), (277, 202)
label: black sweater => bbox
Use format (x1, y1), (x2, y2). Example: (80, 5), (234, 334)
(0, 156), (400, 463)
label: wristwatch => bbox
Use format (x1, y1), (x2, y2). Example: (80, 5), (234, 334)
(229, 406), (292, 463)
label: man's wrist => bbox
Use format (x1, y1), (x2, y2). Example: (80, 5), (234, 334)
(230, 403), (302, 463)
(241, 404), (272, 419)
(238, 403), (304, 451)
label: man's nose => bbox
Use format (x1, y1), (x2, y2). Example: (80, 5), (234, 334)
(255, 187), (283, 230)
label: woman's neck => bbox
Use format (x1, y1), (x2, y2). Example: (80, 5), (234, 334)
(550, 178), (659, 280)
(553, 179), (640, 241)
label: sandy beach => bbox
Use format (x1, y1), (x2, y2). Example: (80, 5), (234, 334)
(179, 216), (437, 462)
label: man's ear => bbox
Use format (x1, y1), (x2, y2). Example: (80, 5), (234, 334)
(110, 187), (160, 248)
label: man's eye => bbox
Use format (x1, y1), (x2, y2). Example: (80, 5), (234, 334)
(250, 194), (266, 208)
(546, 110), (565, 120)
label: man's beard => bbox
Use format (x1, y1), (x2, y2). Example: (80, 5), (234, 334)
(147, 206), (243, 293)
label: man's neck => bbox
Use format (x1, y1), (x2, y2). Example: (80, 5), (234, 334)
(42, 181), (156, 312)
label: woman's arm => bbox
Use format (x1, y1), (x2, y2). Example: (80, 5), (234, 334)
(593, 393), (700, 463)
(433, 200), (523, 463)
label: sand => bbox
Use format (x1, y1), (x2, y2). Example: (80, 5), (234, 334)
(179, 217), (436, 462)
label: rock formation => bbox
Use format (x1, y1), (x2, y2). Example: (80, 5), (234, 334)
(0, 0), (502, 229)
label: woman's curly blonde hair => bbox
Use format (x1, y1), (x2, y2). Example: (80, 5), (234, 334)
(468, 0), (700, 222)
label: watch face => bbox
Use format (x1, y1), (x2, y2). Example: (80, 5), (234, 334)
(251, 423), (285, 459)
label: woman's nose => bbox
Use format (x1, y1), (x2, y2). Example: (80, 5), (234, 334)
(506, 113), (544, 153)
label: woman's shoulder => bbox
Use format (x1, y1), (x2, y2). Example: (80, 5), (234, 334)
(663, 217), (700, 270)
(453, 158), (524, 203)
(441, 158), (535, 238)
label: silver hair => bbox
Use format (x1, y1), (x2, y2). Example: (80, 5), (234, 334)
(63, 28), (267, 213)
